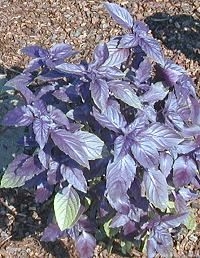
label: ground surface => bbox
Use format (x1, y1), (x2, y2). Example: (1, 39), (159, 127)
(0, 0), (200, 257)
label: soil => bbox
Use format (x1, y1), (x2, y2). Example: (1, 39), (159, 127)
(0, 0), (199, 257)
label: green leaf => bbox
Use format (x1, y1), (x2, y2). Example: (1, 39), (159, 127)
(1, 168), (29, 188)
(54, 185), (81, 231)
(121, 240), (132, 255)
(103, 219), (118, 238)
(184, 209), (197, 231)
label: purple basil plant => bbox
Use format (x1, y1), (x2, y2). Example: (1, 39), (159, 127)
(1, 2), (200, 258)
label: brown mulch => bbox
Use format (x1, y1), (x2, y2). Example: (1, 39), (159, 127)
(0, 0), (200, 257)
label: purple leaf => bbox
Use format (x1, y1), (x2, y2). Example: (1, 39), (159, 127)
(21, 45), (48, 58)
(175, 74), (196, 99)
(158, 59), (186, 86)
(118, 34), (138, 48)
(14, 155), (44, 177)
(113, 135), (132, 160)
(173, 156), (197, 188)
(164, 92), (184, 130)
(131, 139), (159, 168)
(51, 129), (89, 168)
(5, 74), (35, 103)
(92, 43), (109, 67)
(175, 193), (189, 214)
(35, 183), (53, 203)
(159, 152), (173, 177)
(74, 131), (104, 160)
(139, 105), (157, 122)
(47, 159), (59, 185)
(144, 123), (182, 150)
(49, 43), (78, 59)
(31, 99), (48, 116)
(190, 97), (200, 124)
(41, 223), (65, 242)
(123, 221), (136, 235)
(134, 58), (151, 88)
(147, 237), (157, 258)
(143, 168), (169, 210)
(76, 231), (96, 258)
(60, 164), (87, 193)
(38, 147), (51, 169)
(139, 34), (165, 65)
(125, 115), (148, 135)
(134, 21), (149, 33)
(102, 37), (130, 67)
(98, 66), (124, 80)
(141, 82), (168, 104)
(3, 106), (33, 127)
(110, 213), (129, 228)
(179, 188), (199, 201)
(151, 226), (173, 257)
(106, 154), (136, 210)
(106, 180), (130, 213)
(49, 107), (70, 129)
(33, 118), (50, 149)
(52, 88), (70, 103)
(161, 213), (188, 228)
(108, 80), (142, 109)
(104, 2), (133, 29)
(36, 85), (56, 99)
(25, 58), (44, 72)
(92, 100), (126, 132)
(90, 79), (109, 111)
(56, 63), (86, 76)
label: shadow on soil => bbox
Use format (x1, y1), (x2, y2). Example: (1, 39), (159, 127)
(145, 13), (200, 63)
(0, 188), (70, 257)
